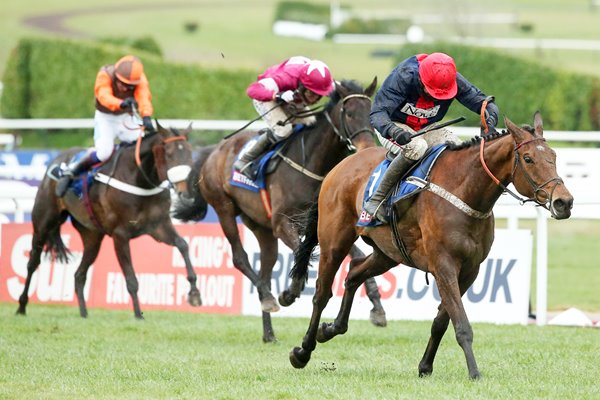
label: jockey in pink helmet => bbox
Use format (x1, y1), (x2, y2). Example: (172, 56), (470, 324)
(233, 56), (334, 178)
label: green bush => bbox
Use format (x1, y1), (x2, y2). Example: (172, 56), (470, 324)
(0, 37), (258, 147)
(98, 36), (163, 58)
(329, 17), (411, 36)
(395, 43), (600, 131)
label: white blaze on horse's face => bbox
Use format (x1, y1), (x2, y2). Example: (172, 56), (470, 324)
(167, 165), (191, 183)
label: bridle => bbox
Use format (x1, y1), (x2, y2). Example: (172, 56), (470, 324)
(134, 130), (188, 189)
(479, 135), (564, 217)
(324, 93), (374, 151)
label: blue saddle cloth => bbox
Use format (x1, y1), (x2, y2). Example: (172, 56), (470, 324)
(357, 144), (447, 227)
(229, 126), (303, 192)
(49, 150), (105, 198)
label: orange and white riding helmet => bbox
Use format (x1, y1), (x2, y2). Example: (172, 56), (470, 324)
(418, 53), (458, 100)
(115, 55), (144, 85)
(299, 60), (334, 96)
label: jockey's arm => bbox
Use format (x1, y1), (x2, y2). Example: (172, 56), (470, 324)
(94, 70), (123, 112)
(455, 73), (499, 127)
(134, 75), (153, 117)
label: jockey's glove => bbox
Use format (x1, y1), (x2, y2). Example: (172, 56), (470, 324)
(142, 116), (154, 132)
(390, 127), (412, 145)
(120, 97), (138, 111)
(482, 117), (498, 136)
(274, 90), (296, 104)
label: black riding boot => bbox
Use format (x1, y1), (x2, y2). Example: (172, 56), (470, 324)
(364, 153), (416, 222)
(55, 153), (98, 197)
(233, 130), (277, 178)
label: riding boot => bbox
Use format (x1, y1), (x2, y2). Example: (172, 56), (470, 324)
(55, 153), (98, 197)
(233, 130), (277, 178)
(364, 153), (416, 222)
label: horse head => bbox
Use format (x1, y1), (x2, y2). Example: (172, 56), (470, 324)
(504, 112), (574, 219)
(153, 121), (193, 196)
(325, 77), (377, 152)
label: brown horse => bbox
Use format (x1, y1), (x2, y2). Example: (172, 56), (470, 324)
(173, 79), (387, 342)
(16, 123), (202, 319)
(289, 112), (573, 378)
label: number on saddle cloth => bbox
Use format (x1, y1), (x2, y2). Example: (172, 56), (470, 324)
(357, 144), (447, 227)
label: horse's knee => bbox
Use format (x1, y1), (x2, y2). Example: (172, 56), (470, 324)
(455, 324), (474, 347)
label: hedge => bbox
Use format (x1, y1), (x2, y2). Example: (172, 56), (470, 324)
(0, 37), (257, 121)
(395, 43), (600, 131)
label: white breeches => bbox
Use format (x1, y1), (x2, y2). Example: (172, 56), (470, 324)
(93, 110), (143, 162)
(375, 122), (461, 161)
(253, 100), (316, 139)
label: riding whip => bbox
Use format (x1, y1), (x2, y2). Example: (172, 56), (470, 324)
(410, 116), (466, 139)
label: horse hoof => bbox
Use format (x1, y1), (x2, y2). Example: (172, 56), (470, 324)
(289, 347), (310, 369)
(261, 297), (280, 313)
(188, 291), (202, 307)
(15, 308), (26, 316)
(370, 309), (387, 327)
(278, 291), (297, 307)
(262, 335), (278, 344)
(418, 365), (433, 378)
(469, 371), (481, 380)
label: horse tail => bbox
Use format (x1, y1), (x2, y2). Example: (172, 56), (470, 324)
(172, 144), (216, 222)
(45, 223), (71, 263)
(290, 195), (321, 282)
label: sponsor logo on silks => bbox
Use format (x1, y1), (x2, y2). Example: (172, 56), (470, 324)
(231, 170), (260, 190)
(401, 103), (440, 119)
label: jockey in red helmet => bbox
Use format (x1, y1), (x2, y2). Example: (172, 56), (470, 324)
(233, 57), (334, 178)
(364, 52), (500, 222)
(55, 55), (155, 197)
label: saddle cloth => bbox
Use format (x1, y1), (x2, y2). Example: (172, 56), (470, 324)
(357, 144), (447, 227)
(47, 150), (101, 198)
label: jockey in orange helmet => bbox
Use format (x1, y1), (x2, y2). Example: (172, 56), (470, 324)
(233, 56), (334, 178)
(365, 52), (499, 222)
(56, 55), (155, 197)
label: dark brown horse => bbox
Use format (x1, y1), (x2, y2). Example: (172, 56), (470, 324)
(16, 123), (202, 319)
(173, 79), (387, 342)
(289, 112), (573, 378)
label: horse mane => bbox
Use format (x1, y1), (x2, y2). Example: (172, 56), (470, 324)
(445, 129), (509, 151)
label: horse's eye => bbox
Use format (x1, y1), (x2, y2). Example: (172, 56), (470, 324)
(523, 155), (534, 164)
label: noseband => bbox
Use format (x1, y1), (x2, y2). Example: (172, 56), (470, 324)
(479, 136), (564, 217)
(324, 93), (374, 151)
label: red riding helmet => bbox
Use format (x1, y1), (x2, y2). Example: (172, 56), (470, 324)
(115, 55), (144, 85)
(418, 53), (458, 100)
(299, 60), (334, 96)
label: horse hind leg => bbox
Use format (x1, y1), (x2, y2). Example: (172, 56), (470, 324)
(16, 209), (68, 316)
(149, 222), (201, 307)
(349, 244), (387, 327)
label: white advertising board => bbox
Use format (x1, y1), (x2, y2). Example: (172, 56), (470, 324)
(242, 229), (532, 325)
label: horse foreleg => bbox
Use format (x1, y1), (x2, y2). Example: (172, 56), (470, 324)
(72, 223), (104, 318)
(418, 306), (450, 377)
(149, 222), (201, 307)
(290, 234), (354, 369)
(318, 250), (394, 343)
(348, 244), (387, 327)
(429, 260), (480, 379)
(216, 211), (279, 313)
(112, 233), (143, 319)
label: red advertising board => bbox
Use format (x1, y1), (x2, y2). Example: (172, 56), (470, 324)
(0, 223), (244, 315)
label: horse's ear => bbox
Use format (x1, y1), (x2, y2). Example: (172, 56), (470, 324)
(336, 81), (349, 98)
(181, 122), (193, 138)
(533, 111), (544, 137)
(504, 116), (526, 142)
(365, 76), (377, 97)
(155, 119), (165, 132)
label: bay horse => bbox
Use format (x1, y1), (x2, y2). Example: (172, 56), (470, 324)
(16, 122), (202, 319)
(173, 79), (387, 342)
(288, 112), (573, 378)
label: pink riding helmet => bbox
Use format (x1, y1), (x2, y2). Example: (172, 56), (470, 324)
(299, 60), (334, 96)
